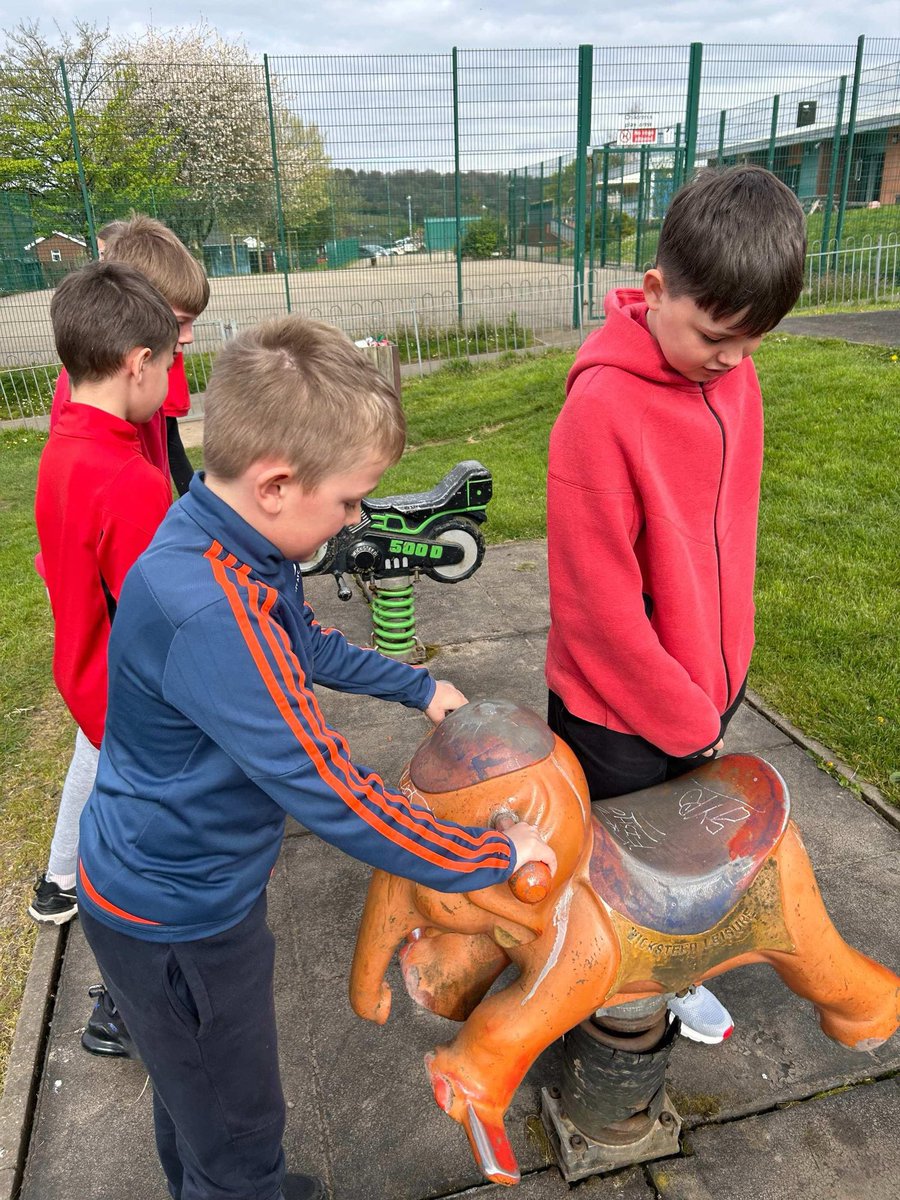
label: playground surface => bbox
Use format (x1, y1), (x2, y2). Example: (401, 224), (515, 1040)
(2, 539), (898, 1200)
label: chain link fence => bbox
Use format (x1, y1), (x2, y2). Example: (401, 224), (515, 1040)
(2, 38), (898, 422)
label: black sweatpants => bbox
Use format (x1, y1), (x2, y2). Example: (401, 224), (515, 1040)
(547, 679), (747, 802)
(80, 893), (286, 1200)
(166, 416), (195, 498)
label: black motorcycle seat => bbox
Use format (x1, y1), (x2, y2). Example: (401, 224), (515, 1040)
(589, 755), (790, 936)
(365, 460), (490, 515)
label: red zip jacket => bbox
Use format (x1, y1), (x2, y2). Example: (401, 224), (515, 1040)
(162, 351), (191, 418)
(35, 404), (172, 747)
(546, 288), (763, 758)
(50, 367), (170, 476)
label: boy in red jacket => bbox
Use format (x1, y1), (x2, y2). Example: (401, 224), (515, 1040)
(30, 262), (177, 933)
(546, 166), (806, 1042)
(47, 215), (209, 494)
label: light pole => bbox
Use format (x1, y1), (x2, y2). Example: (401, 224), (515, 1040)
(406, 195), (413, 240)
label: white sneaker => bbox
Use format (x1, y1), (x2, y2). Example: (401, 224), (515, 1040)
(668, 985), (734, 1044)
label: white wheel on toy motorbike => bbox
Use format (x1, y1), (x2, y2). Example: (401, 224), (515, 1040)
(425, 518), (485, 582)
(298, 538), (335, 575)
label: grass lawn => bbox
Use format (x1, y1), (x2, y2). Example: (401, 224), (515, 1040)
(0, 332), (897, 1089)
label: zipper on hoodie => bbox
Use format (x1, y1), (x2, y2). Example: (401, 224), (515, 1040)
(700, 384), (732, 708)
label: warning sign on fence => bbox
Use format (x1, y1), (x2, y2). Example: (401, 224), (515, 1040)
(617, 126), (659, 146)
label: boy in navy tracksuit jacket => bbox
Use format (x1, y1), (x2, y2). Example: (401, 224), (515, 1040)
(78, 315), (553, 1200)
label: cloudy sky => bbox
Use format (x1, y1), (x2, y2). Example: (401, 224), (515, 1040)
(4, 0), (895, 57)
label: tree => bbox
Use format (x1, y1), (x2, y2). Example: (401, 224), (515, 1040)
(0, 20), (180, 238)
(0, 18), (332, 254)
(109, 21), (330, 248)
(462, 215), (504, 259)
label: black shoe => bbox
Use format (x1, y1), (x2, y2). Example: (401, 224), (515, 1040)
(281, 1174), (328, 1200)
(80, 985), (137, 1059)
(28, 873), (78, 925)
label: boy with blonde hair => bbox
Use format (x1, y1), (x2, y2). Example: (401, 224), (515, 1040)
(77, 315), (553, 1200)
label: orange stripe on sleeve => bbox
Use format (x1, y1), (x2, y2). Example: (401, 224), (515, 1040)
(245, 567), (509, 861)
(203, 546), (509, 874)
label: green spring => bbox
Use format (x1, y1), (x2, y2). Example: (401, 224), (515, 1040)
(371, 582), (417, 656)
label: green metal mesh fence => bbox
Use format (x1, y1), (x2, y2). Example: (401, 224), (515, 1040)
(1, 38), (898, 416)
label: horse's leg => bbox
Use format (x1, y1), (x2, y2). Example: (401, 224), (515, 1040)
(761, 823), (900, 1051)
(425, 887), (617, 1185)
(349, 869), (425, 1024)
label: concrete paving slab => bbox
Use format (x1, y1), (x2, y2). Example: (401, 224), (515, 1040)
(301, 540), (550, 654)
(754, 743), (900, 870)
(647, 1076), (900, 1200)
(777, 310), (900, 346)
(442, 1165), (655, 1198)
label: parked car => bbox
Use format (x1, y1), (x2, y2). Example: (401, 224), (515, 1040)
(392, 237), (422, 254)
(359, 243), (389, 258)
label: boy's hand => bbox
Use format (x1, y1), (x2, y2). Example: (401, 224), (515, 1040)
(494, 812), (558, 877)
(702, 738), (725, 757)
(504, 820), (558, 877)
(424, 680), (468, 725)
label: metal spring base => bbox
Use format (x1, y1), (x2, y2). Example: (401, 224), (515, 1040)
(369, 575), (425, 663)
(541, 997), (682, 1182)
(540, 1086), (681, 1183)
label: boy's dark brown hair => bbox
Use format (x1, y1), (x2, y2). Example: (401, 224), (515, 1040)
(51, 261), (178, 385)
(656, 166), (807, 335)
(102, 214), (210, 316)
(203, 316), (405, 487)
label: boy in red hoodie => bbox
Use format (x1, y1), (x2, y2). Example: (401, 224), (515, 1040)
(546, 166), (806, 1042)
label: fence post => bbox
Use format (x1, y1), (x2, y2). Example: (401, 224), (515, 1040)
(523, 165), (530, 258)
(572, 43), (593, 329)
(834, 34), (865, 258)
(821, 75), (847, 256)
(874, 235), (882, 303)
(588, 149), (598, 315)
(717, 109), (727, 167)
(452, 47), (463, 323)
(767, 94), (780, 172)
(508, 171), (515, 258)
(683, 43), (703, 180)
(600, 145), (610, 268)
(673, 122), (683, 191)
(59, 58), (97, 258)
(556, 155), (563, 265)
(635, 146), (647, 270)
(263, 55), (292, 314)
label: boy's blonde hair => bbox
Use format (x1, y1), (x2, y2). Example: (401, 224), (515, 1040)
(103, 215), (209, 316)
(203, 316), (406, 487)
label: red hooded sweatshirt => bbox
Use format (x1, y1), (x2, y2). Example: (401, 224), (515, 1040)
(546, 288), (763, 758)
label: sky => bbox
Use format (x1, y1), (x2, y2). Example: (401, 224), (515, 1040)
(6, 0), (897, 58)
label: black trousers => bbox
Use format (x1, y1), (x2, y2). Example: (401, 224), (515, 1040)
(166, 416), (195, 498)
(547, 679), (747, 802)
(80, 893), (286, 1200)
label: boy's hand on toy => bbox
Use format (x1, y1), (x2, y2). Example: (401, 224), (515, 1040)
(496, 815), (558, 877)
(425, 680), (468, 724)
(702, 739), (725, 757)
